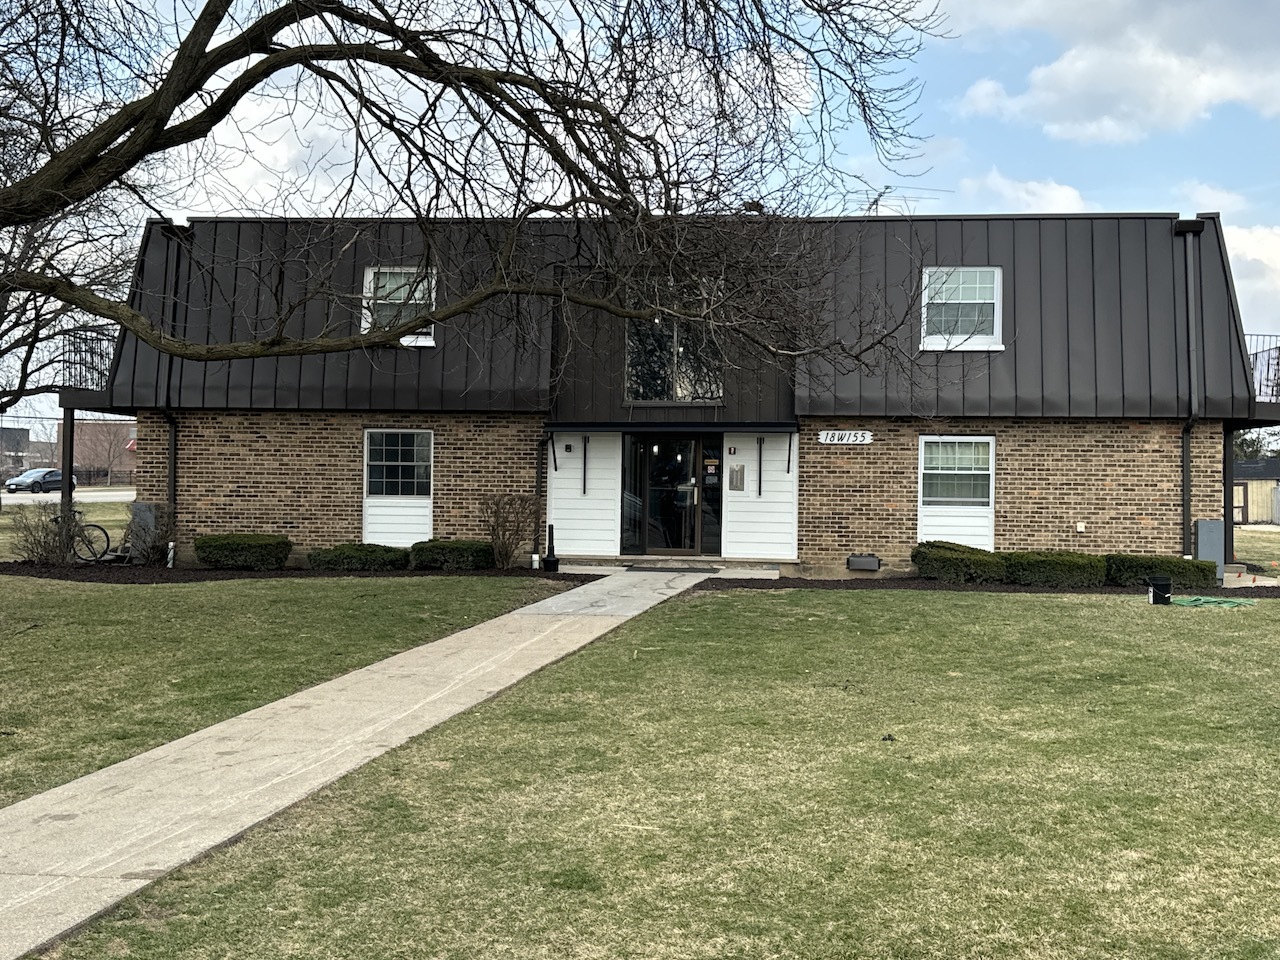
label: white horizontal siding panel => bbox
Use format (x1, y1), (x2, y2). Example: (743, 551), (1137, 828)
(918, 507), (994, 551)
(547, 433), (622, 556)
(363, 498), (433, 547)
(721, 433), (798, 560)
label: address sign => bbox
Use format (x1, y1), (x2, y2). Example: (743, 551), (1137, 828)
(818, 430), (873, 445)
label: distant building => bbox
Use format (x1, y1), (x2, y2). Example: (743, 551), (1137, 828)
(1233, 458), (1280, 524)
(1, 427), (30, 473)
(54, 419), (138, 485)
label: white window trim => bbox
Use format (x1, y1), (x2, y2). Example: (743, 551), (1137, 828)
(364, 429), (434, 499)
(362, 266), (436, 348)
(918, 434), (995, 507)
(917, 435), (996, 551)
(920, 266), (1005, 352)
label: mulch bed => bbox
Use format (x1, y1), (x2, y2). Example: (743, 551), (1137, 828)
(2, 560), (1276, 598)
(698, 576), (1280, 599)
(0, 563), (601, 586)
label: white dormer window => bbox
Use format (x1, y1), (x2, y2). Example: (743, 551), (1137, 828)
(921, 266), (1004, 352)
(363, 266), (435, 348)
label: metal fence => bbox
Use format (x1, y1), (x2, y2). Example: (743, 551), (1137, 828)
(1247, 335), (1280, 403)
(61, 330), (115, 392)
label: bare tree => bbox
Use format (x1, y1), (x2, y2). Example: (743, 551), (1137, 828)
(0, 0), (943, 376)
(66, 414), (135, 484)
(0, 212), (128, 413)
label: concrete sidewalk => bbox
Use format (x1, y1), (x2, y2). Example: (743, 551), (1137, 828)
(0, 570), (708, 960)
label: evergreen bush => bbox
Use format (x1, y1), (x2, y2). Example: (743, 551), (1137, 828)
(1105, 554), (1217, 589)
(910, 541), (1006, 584)
(193, 533), (293, 570)
(1002, 550), (1106, 588)
(307, 543), (410, 571)
(409, 539), (496, 571)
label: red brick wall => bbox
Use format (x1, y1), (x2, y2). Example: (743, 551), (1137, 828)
(136, 411), (1226, 573)
(135, 410), (544, 558)
(797, 417), (1224, 573)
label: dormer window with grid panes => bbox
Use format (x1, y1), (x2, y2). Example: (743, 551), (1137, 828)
(921, 266), (1004, 352)
(363, 266), (435, 347)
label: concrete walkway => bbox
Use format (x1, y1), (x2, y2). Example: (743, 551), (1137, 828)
(0, 570), (708, 960)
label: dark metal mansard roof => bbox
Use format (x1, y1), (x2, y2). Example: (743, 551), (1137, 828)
(79, 213), (1257, 421)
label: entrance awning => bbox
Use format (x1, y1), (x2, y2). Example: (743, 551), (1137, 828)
(547, 421), (798, 434)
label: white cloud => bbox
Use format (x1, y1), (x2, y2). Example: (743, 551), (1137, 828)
(1178, 180), (1248, 217)
(952, 2), (1280, 142)
(1225, 225), (1280, 336)
(1223, 229), (1280, 337)
(956, 168), (1095, 213)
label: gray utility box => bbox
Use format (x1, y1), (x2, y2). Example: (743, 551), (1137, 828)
(1195, 518), (1225, 583)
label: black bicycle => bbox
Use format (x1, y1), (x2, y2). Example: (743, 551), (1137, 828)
(51, 510), (111, 562)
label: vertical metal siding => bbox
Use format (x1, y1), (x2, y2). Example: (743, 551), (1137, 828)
(99, 215), (1255, 420)
(1091, 219), (1125, 416)
(1147, 218), (1181, 417)
(1010, 218), (1043, 417)
(986, 220), (1017, 415)
(1038, 220), (1070, 416)
(1065, 219), (1097, 416)
(1118, 218), (1153, 417)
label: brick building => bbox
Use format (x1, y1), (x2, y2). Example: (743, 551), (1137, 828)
(63, 214), (1278, 572)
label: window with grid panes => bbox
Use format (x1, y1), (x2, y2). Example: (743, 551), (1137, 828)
(921, 266), (1003, 351)
(920, 438), (993, 507)
(365, 431), (432, 496)
(363, 266), (435, 347)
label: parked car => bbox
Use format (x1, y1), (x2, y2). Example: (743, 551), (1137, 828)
(4, 468), (77, 494)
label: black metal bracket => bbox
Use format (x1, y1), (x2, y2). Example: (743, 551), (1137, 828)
(757, 436), (764, 497)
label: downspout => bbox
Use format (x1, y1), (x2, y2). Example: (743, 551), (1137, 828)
(1176, 218), (1205, 557)
(534, 434), (550, 564)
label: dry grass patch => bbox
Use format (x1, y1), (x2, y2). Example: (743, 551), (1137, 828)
(49, 590), (1280, 959)
(1233, 526), (1280, 570)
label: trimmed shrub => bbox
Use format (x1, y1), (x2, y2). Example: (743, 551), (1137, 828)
(409, 538), (495, 572)
(1003, 550), (1106, 588)
(194, 533), (293, 570)
(307, 543), (410, 572)
(1105, 554), (1218, 589)
(911, 541), (1006, 584)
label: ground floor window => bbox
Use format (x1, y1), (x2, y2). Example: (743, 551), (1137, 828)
(918, 435), (995, 550)
(365, 430), (432, 497)
(363, 430), (433, 547)
(920, 438), (993, 507)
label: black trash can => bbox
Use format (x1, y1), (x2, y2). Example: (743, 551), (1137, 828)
(1146, 575), (1173, 605)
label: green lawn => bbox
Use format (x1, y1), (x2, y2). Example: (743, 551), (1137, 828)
(48, 589), (1280, 959)
(0, 576), (566, 808)
(1233, 526), (1280, 570)
(0, 499), (131, 561)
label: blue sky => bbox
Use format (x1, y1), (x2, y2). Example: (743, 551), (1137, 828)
(860, 0), (1280, 334)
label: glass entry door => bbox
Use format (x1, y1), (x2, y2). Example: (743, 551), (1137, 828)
(647, 438), (698, 553)
(621, 435), (722, 556)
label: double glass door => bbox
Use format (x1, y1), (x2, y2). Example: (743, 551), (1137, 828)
(622, 435), (722, 555)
